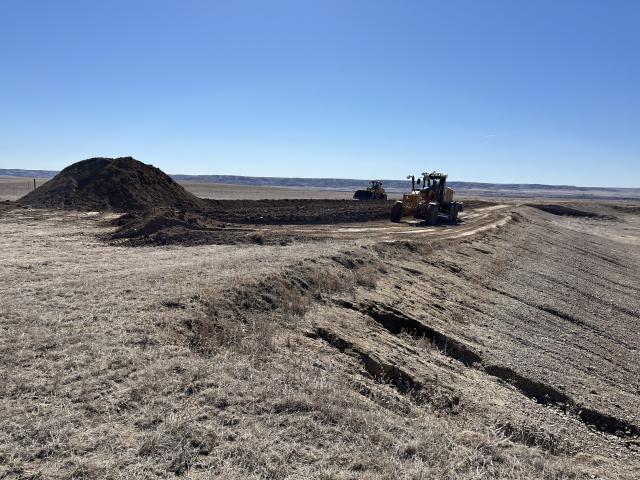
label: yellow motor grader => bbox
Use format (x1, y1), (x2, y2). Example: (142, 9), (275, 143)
(390, 172), (463, 224)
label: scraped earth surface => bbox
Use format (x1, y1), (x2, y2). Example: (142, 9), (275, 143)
(1, 199), (639, 479)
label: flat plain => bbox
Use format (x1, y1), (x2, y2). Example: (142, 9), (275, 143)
(0, 177), (53, 201)
(0, 177), (360, 202)
(1, 179), (639, 479)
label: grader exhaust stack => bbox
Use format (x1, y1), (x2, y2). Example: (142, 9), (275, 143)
(390, 172), (463, 224)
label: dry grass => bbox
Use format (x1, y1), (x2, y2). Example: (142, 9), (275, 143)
(189, 252), (375, 356)
(0, 209), (338, 478)
(1, 206), (639, 479)
(0, 177), (51, 201)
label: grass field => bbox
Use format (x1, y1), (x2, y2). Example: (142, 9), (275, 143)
(0, 177), (51, 201)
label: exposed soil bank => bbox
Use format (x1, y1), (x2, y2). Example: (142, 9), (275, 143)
(0, 200), (15, 216)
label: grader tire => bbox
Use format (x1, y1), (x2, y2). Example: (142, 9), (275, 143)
(449, 203), (459, 223)
(390, 201), (403, 222)
(426, 203), (439, 225)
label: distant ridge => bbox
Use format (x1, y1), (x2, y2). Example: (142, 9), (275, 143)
(170, 174), (638, 193)
(0, 168), (59, 177)
(3, 168), (639, 198)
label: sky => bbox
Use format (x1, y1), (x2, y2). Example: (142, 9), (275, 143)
(1, 1), (639, 186)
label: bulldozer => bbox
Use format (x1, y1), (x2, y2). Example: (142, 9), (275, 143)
(390, 172), (463, 224)
(353, 180), (387, 200)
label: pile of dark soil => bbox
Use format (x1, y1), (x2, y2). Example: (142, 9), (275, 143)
(203, 199), (395, 224)
(19, 157), (204, 212)
(108, 209), (282, 246)
(109, 209), (233, 246)
(112, 209), (212, 238)
(528, 203), (607, 218)
(0, 200), (15, 216)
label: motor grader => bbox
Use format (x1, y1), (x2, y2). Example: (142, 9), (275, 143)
(390, 172), (463, 224)
(353, 180), (387, 200)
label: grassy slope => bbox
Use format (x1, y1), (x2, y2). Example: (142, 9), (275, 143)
(0, 205), (639, 479)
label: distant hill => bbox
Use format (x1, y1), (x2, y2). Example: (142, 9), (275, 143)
(171, 175), (586, 192)
(0, 168), (59, 178)
(2, 168), (639, 199)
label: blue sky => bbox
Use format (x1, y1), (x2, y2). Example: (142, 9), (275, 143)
(1, 1), (638, 186)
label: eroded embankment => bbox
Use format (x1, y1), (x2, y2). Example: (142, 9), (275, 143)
(321, 297), (640, 438)
(5, 201), (639, 479)
(188, 205), (640, 455)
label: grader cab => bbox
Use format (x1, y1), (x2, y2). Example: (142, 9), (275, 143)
(390, 172), (463, 224)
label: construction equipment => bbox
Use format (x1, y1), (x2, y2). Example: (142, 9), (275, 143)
(353, 180), (387, 200)
(390, 172), (463, 224)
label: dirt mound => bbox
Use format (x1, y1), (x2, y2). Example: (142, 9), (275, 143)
(19, 157), (204, 212)
(109, 209), (231, 246)
(112, 209), (211, 238)
(0, 200), (15, 217)
(108, 209), (281, 246)
(527, 203), (605, 218)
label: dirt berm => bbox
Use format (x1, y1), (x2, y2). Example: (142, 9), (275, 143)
(0, 200), (15, 216)
(17, 157), (398, 238)
(19, 157), (204, 212)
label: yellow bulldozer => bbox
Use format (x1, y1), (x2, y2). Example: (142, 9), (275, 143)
(353, 180), (387, 200)
(390, 172), (463, 224)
